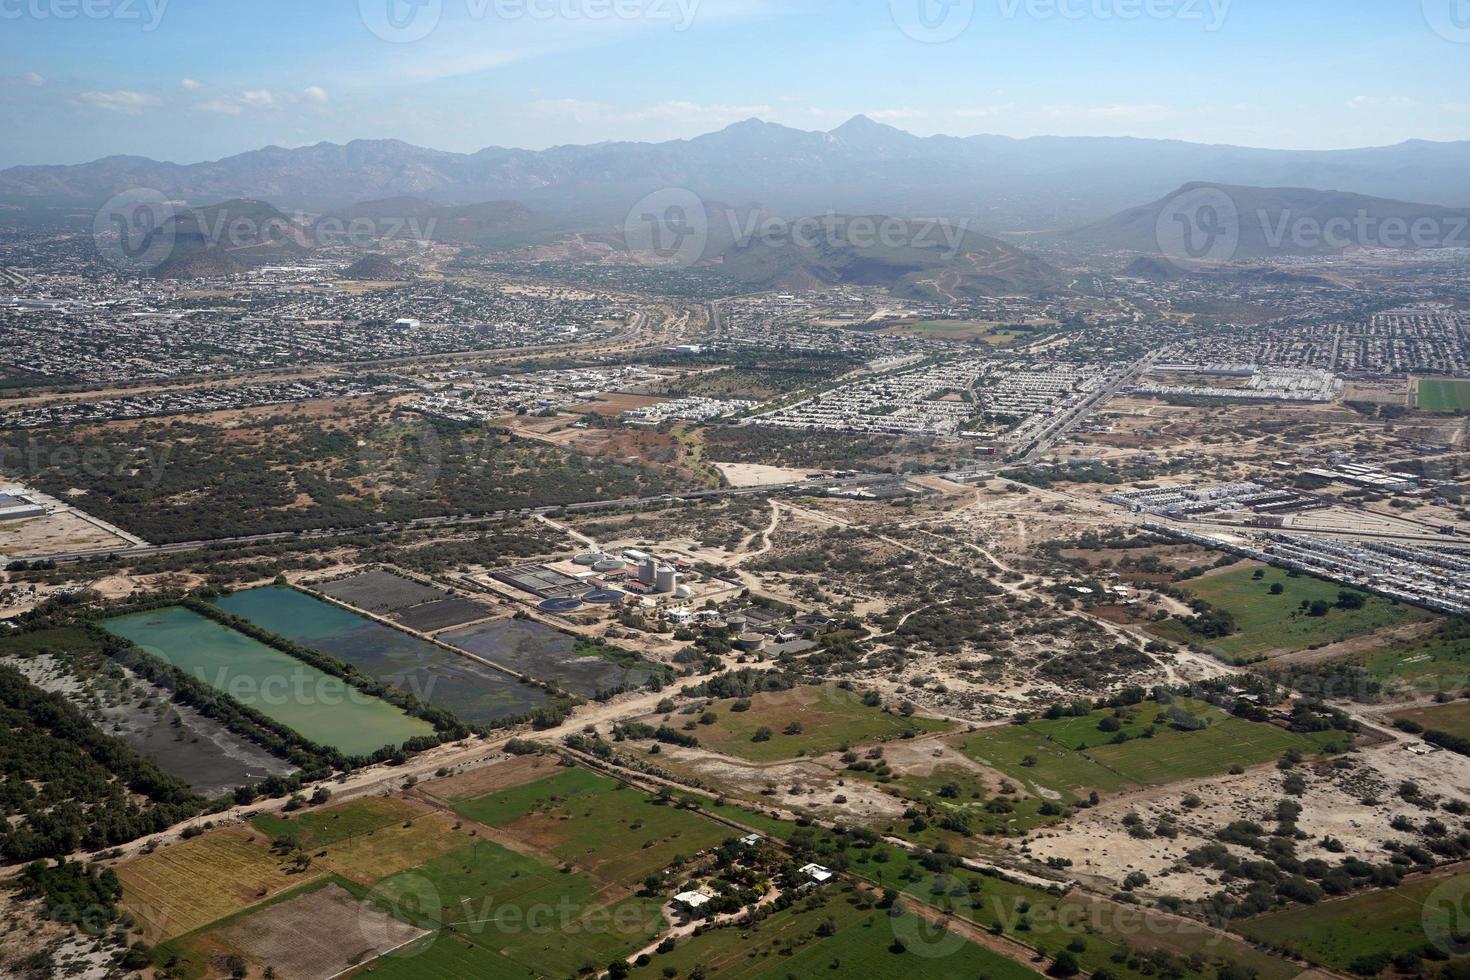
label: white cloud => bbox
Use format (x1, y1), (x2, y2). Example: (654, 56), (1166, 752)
(76, 90), (160, 114)
(180, 78), (202, 91)
(0, 73), (46, 88)
(195, 87), (330, 114)
(1346, 95), (1418, 111)
(196, 89), (280, 114)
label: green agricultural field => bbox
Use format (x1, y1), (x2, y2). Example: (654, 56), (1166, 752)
(356, 933), (540, 980)
(1391, 700), (1470, 740)
(630, 884), (1039, 980)
(251, 796), (410, 848)
(449, 766), (730, 884)
(1238, 871), (1470, 973)
(959, 698), (1343, 802)
(1357, 628), (1470, 694)
(667, 685), (953, 763)
(874, 764), (1058, 841)
(372, 838), (664, 977)
(1420, 379), (1470, 413)
(1154, 564), (1430, 661)
(713, 805), (1299, 980)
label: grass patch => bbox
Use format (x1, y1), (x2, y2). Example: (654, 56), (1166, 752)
(712, 805), (1299, 980)
(632, 884), (1039, 979)
(1155, 564), (1430, 661)
(959, 698), (1342, 802)
(1391, 701), (1470, 740)
(1237, 871), (1470, 972)
(1358, 632), (1470, 695)
(372, 837), (664, 977)
(449, 766), (731, 885)
(343, 932), (540, 980)
(1420, 379), (1470, 414)
(667, 685), (953, 763)
(251, 796), (410, 849)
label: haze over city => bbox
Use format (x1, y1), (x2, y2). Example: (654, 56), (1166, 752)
(3, 4), (1470, 980)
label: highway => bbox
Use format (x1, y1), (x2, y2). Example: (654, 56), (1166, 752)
(1018, 352), (1155, 462)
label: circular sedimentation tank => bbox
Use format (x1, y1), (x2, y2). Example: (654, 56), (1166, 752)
(594, 558), (627, 573)
(582, 589), (626, 604)
(573, 552), (606, 567)
(539, 597), (585, 613)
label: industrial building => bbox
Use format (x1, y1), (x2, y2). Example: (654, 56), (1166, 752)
(0, 489), (46, 522)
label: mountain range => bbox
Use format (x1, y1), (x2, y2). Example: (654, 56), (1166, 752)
(6, 116), (1470, 232)
(1067, 183), (1470, 258)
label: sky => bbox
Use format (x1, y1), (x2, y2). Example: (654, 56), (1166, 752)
(0, 0), (1467, 166)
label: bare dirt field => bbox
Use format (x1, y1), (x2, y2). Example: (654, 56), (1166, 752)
(713, 462), (815, 487)
(0, 509), (138, 557)
(215, 881), (429, 979)
(567, 393), (668, 416)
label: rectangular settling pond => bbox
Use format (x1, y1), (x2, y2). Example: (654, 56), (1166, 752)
(103, 607), (435, 758)
(440, 619), (663, 698)
(211, 587), (552, 726)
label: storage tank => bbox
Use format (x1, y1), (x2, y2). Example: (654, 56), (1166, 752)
(655, 566), (678, 594)
(737, 632), (767, 652)
(675, 584), (695, 600)
(638, 558), (657, 585)
(593, 558), (627, 573)
(726, 615), (748, 632)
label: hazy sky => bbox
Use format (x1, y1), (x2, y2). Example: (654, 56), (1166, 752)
(1, 0), (1467, 166)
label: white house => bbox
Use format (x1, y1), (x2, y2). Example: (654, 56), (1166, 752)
(674, 891), (712, 910)
(799, 863), (833, 885)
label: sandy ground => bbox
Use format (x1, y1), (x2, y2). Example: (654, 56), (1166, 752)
(714, 462), (816, 487)
(0, 886), (119, 979)
(650, 743), (911, 827)
(0, 510), (138, 557)
(1022, 736), (1470, 901)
